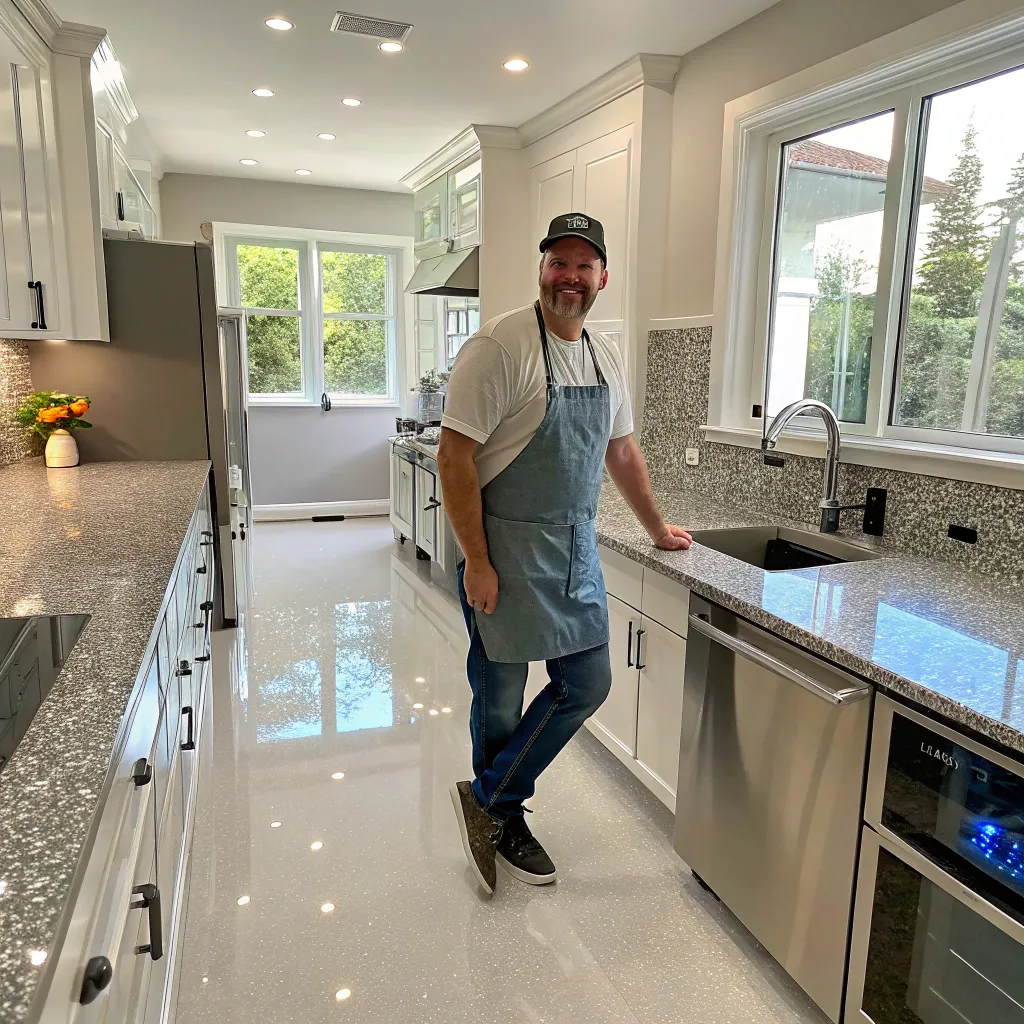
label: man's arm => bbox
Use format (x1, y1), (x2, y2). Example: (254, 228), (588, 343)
(605, 434), (691, 551)
(437, 427), (499, 613)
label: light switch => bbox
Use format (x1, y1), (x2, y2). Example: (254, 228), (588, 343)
(685, 448), (700, 467)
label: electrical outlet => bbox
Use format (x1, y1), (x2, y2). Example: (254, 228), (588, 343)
(685, 448), (700, 467)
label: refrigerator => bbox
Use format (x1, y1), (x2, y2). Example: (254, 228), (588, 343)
(27, 237), (252, 630)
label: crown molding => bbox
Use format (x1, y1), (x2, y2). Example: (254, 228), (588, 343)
(518, 52), (681, 147)
(51, 20), (104, 58)
(10, 0), (59, 47)
(401, 124), (516, 191)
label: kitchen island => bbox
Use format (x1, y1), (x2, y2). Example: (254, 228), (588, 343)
(0, 459), (212, 1023)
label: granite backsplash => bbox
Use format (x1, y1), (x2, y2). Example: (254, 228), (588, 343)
(0, 340), (34, 467)
(640, 327), (1024, 581)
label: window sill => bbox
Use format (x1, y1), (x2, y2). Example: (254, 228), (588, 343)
(249, 399), (401, 409)
(701, 424), (1024, 491)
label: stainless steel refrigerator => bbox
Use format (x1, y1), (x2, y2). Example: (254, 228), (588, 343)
(28, 237), (252, 629)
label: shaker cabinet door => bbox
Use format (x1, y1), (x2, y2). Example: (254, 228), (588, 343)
(591, 594), (639, 757)
(636, 616), (686, 805)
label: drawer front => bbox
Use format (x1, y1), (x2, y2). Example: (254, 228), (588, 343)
(639, 571), (690, 638)
(599, 545), (643, 611)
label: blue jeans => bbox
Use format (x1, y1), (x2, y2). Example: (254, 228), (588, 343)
(457, 565), (612, 822)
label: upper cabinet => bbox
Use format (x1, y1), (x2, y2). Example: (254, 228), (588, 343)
(412, 152), (483, 259)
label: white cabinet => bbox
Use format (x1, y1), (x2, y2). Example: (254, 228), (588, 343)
(635, 616), (687, 797)
(415, 463), (439, 559)
(448, 156), (482, 252)
(592, 593), (640, 757)
(414, 154), (484, 260)
(585, 544), (689, 810)
(390, 446), (415, 541)
(414, 174), (449, 259)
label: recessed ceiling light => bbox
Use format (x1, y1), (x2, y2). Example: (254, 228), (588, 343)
(265, 17), (293, 30)
(252, 87), (275, 97)
(379, 41), (403, 53)
(245, 129), (267, 137)
(429, 709), (439, 716)
(332, 772), (345, 780)
(336, 989), (352, 1002)
(236, 895), (250, 906)
(310, 841), (324, 851)
(503, 58), (530, 72)
(239, 159), (258, 165)
(270, 820), (282, 828)
(317, 133), (336, 140)
(341, 97), (361, 107)
(321, 902), (336, 914)
(441, 707), (452, 714)
(295, 168), (312, 176)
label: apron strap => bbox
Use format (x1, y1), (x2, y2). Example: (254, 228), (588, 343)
(534, 300), (608, 388)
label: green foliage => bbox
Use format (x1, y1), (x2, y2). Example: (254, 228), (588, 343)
(15, 391), (92, 439)
(919, 124), (986, 318)
(237, 245), (390, 396)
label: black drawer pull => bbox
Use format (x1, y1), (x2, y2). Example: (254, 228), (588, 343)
(132, 884), (163, 960)
(80, 955), (113, 1004)
(181, 706), (195, 750)
(635, 628), (647, 671)
(627, 620), (634, 668)
(131, 757), (152, 788)
(201, 530), (213, 539)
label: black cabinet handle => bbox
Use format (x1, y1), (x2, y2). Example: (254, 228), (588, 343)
(635, 628), (647, 671)
(131, 757), (152, 787)
(200, 601), (213, 613)
(195, 650), (210, 663)
(177, 660), (192, 678)
(181, 706), (195, 750)
(28, 281), (47, 330)
(627, 620), (634, 668)
(79, 955), (113, 1004)
(116, 190), (125, 221)
(196, 563), (207, 575)
(321, 392), (332, 411)
(423, 498), (441, 511)
(132, 884), (163, 961)
(201, 530), (213, 539)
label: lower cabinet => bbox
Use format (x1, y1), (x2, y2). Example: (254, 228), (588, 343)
(415, 464), (438, 559)
(43, 483), (215, 1024)
(390, 446), (415, 541)
(635, 616), (687, 797)
(591, 594), (640, 757)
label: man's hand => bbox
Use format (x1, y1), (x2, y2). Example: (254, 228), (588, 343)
(652, 524), (692, 551)
(464, 558), (499, 614)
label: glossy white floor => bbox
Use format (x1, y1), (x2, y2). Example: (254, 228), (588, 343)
(173, 518), (827, 1024)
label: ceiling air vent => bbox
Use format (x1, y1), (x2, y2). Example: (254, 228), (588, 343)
(330, 11), (413, 43)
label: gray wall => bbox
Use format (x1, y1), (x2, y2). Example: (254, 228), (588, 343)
(664, 0), (966, 316)
(160, 172), (414, 506)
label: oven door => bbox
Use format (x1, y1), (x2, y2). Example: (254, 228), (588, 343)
(846, 826), (1024, 1024)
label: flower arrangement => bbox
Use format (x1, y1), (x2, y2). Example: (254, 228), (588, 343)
(411, 368), (450, 394)
(16, 392), (92, 440)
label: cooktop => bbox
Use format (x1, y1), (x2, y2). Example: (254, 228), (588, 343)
(0, 614), (90, 775)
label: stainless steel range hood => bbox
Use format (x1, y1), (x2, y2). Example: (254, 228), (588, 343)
(405, 246), (479, 296)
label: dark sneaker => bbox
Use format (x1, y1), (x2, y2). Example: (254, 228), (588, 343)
(496, 814), (557, 885)
(450, 781), (499, 894)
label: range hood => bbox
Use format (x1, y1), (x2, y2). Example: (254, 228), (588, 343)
(405, 246), (479, 296)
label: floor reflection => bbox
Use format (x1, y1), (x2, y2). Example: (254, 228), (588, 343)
(174, 518), (829, 1024)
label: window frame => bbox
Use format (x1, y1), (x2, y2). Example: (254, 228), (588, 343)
(215, 223), (414, 409)
(711, 8), (1024, 483)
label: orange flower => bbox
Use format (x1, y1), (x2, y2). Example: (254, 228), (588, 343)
(69, 400), (89, 416)
(38, 406), (67, 423)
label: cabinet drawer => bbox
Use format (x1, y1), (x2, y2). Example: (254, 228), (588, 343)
(599, 545), (643, 611)
(639, 571), (690, 638)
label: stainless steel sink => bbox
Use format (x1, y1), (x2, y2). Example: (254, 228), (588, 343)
(689, 525), (881, 571)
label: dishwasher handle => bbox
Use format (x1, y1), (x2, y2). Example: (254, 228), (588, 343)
(688, 614), (870, 706)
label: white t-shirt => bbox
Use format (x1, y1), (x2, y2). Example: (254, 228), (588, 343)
(441, 304), (634, 487)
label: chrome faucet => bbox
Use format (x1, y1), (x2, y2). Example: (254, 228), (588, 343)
(762, 399), (845, 533)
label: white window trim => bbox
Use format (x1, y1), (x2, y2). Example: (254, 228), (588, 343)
(709, 0), (1024, 490)
(213, 222), (414, 409)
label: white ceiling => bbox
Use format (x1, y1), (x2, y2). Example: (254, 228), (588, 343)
(50, 0), (778, 192)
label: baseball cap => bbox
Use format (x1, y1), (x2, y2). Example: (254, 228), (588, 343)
(540, 213), (607, 266)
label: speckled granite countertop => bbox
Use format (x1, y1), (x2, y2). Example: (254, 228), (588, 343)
(0, 459), (210, 1023)
(598, 485), (1024, 757)
(390, 433), (439, 460)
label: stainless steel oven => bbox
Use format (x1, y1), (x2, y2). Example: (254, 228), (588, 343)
(846, 694), (1024, 1023)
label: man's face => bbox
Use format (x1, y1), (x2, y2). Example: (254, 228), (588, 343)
(539, 239), (608, 320)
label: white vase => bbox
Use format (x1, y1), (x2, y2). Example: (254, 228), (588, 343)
(45, 429), (79, 468)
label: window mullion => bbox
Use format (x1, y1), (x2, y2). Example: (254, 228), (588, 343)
(304, 239), (322, 404)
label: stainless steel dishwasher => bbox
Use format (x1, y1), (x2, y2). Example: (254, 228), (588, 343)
(675, 594), (873, 1024)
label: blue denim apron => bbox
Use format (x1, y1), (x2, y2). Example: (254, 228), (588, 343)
(474, 302), (611, 663)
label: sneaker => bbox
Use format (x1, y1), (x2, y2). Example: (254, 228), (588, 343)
(496, 814), (557, 885)
(450, 781), (499, 894)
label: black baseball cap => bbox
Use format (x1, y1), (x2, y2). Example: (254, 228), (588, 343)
(540, 213), (607, 266)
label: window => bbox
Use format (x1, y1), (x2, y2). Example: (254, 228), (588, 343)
(444, 297), (480, 369)
(226, 234), (402, 405)
(731, 26), (1024, 463)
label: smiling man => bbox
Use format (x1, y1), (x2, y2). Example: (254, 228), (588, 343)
(438, 213), (691, 895)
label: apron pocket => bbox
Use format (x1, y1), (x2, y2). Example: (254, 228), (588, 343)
(483, 513), (572, 581)
(568, 519), (600, 597)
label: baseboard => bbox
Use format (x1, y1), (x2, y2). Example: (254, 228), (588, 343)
(253, 499), (390, 522)
(583, 719), (676, 812)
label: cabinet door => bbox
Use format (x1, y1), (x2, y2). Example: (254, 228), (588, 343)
(449, 157), (481, 251)
(394, 456), (415, 535)
(529, 151), (575, 264)
(572, 126), (633, 325)
(636, 616), (686, 800)
(414, 175), (448, 256)
(415, 465), (437, 558)
(591, 594), (639, 756)
(0, 42), (35, 333)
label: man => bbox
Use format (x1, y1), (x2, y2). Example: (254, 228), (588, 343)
(439, 213), (691, 895)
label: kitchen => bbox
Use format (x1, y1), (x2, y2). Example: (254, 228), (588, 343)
(2, 0), (1024, 1023)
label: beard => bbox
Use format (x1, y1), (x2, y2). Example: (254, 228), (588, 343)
(540, 279), (598, 320)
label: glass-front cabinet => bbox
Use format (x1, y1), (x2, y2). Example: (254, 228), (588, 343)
(448, 157), (481, 252)
(414, 175), (448, 258)
(413, 154), (483, 258)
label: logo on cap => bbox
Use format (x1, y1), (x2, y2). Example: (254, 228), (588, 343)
(566, 215), (590, 230)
